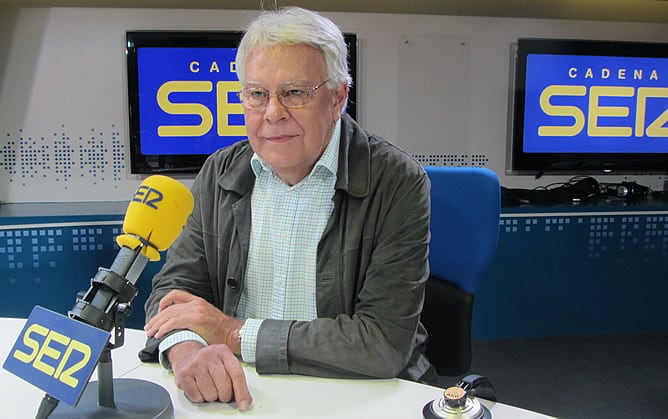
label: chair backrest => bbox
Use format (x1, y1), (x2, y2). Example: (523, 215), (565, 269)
(426, 166), (501, 293)
(422, 166), (500, 376)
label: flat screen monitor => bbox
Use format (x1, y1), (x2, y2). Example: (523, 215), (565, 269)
(126, 30), (358, 174)
(508, 38), (668, 175)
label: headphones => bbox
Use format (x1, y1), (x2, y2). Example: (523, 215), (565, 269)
(502, 178), (652, 206)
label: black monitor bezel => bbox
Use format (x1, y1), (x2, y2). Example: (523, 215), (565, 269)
(508, 38), (668, 175)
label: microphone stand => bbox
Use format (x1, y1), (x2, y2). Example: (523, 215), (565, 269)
(96, 301), (131, 410)
(34, 240), (174, 419)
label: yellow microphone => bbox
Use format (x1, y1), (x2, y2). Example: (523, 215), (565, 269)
(69, 175), (194, 331)
(23, 175), (192, 419)
(116, 175), (195, 261)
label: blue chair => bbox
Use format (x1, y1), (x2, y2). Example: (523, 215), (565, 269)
(422, 166), (501, 376)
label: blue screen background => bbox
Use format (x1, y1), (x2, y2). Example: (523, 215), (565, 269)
(137, 47), (247, 155)
(523, 54), (668, 153)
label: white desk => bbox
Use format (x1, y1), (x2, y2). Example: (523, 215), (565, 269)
(1, 317), (554, 418)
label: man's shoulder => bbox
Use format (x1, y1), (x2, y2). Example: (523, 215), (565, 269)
(209, 140), (253, 162)
(342, 114), (422, 174)
(339, 115), (426, 199)
(200, 141), (253, 174)
(193, 141), (255, 196)
(366, 133), (425, 178)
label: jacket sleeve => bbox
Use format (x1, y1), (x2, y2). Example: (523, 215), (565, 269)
(140, 158), (219, 361)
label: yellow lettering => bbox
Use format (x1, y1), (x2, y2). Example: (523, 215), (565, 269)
(55, 340), (91, 388)
(216, 81), (247, 137)
(230, 61), (237, 73)
(156, 81), (214, 137)
(585, 68), (594, 79)
(538, 85), (587, 136)
(189, 61), (200, 73)
(637, 87), (668, 137)
(650, 70), (658, 81)
(132, 184), (147, 203)
(209, 62), (220, 73)
(618, 69), (626, 80)
(32, 330), (70, 377)
(568, 68), (577, 78)
(47, 332), (73, 380)
(601, 68), (610, 79)
(10, 321), (97, 389)
(13, 323), (48, 363)
(587, 86), (634, 137)
(634, 69), (643, 80)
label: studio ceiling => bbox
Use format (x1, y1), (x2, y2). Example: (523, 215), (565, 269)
(0, 0), (667, 24)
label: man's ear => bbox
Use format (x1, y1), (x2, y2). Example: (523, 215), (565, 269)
(332, 82), (349, 117)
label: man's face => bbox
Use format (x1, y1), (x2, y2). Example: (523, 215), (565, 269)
(242, 43), (348, 185)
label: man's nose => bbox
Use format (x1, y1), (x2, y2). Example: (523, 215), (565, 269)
(263, 93), (289, 122)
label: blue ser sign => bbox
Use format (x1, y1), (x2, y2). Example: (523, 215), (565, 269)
(2, 306), (110, 406)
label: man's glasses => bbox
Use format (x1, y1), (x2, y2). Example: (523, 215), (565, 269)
(238, 79), (330, 110)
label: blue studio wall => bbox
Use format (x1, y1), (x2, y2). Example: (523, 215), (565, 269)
(473, 206), (668, 339)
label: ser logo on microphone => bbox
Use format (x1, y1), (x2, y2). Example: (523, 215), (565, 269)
(132, 185), (163, 209)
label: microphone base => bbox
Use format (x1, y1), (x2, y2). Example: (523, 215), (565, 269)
(50, 378), (174, 418)
(422, 398), (492, 419)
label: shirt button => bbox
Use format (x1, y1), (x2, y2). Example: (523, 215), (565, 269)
(227, 277), (238, 289)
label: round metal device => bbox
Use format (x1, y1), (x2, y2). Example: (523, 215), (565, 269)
(422, 386), (492, 419)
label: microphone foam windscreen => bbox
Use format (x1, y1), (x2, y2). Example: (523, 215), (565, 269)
(121, 175), (194, 252)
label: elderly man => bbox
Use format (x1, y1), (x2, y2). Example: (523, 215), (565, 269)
(142, 7), (432, 410)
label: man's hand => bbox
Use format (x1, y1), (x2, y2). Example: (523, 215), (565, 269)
(168, 341), (252, 410)
(144, 290), (243, 354)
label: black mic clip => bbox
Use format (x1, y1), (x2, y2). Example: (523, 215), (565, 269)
(70, 268), (138, 332)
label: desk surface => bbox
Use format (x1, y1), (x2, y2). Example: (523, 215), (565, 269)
(1, 317), (553, 418)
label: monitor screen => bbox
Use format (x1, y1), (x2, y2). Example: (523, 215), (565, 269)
(508, 38), (668, 175)
(126, 30), (358, 174)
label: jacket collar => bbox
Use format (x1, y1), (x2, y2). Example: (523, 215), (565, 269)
(217, 143), (255, 195)
(336, 113), (370, 198)
(217, 112), (371, 199)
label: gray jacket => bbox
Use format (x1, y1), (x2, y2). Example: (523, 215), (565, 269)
(143, 113), (432, 381)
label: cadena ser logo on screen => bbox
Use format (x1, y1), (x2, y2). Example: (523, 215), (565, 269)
(138, 47), (247, 155)
(523, 54), (668, 154)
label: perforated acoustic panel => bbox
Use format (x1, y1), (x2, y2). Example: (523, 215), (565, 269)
(1, 124), (128, 201)
(413, 154), (490, 167)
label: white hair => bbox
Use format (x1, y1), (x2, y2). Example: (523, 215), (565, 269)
(235, 7), (353, 90)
